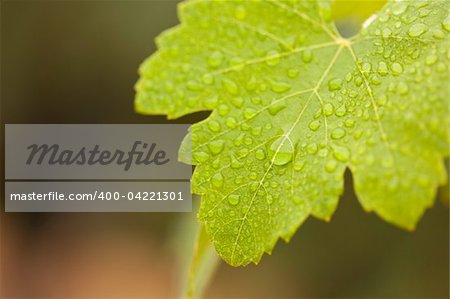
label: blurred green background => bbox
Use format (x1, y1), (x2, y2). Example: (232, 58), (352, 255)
(1, 1), (449, 298)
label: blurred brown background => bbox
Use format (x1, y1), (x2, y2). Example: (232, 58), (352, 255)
(1, 1), (449, 298)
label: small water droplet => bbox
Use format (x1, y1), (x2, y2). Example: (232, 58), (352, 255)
(382, 28), (392, 38)
(231, 155), (243, 169)
(193, 152), (209, 163)
(397, 82), (409, 95)
(225, 116), (237, 128)
(222, 78), (239, 95)
(442, 15), (450, 32)
(202, 73), (214, 85)
(268, 100), (287, 115)
(391, 62), (403, 75)
(345, 73), (353, 82)
(370, 74), (381, 85)
(425, 53), (437, 65)
(335, 105), (347, 117)
(293, 160), (306, 171)
(392, 2), (408, 15)
(377, 61), (389, 76)
(306, 143), (318, 154)
(328, 78), (342, 91)
(308, 120), (321, 131)
(408, 23), (427, 37)
(333, 146), (350, 162)
(287, 68), (300, 78)
(228, 194), (240, 205)
(269, 136), (294, 166)
(255, 149), (266, 160)
(212, 173), (224, 187)
(243, 108), (257, 120)
(269, 79), (291, 93)
(208, 140), (225, 155)
(325, 160), (337, 172)
(331, 128), (346, 139)
(208, 120), (221, 132)
(187, 80), (203, 91)
(344, 118), (355, 127)
(432, 30), (445, 39)
(323, 103), (334, 116)
(208, 51), (223, 67)
(362, 62), (372, 72)
(231, 97), (244, 108)
(217, 104), (229, 116)
(302, 49), (313, 63)
(376, 94), (388, 106)
(266, 50), (280, 66)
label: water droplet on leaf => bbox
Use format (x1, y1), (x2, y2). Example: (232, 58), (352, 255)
(269, 136), (294, 166)
(228, 194), (240, 205)
(408, 23), (427, 37)
(328, 78), (342, 91)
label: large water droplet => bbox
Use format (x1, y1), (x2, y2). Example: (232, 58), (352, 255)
(269, 136), (294, 166)
(408, 23), (427, 37)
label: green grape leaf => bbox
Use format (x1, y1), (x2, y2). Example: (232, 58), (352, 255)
(135, 0), (450, 266)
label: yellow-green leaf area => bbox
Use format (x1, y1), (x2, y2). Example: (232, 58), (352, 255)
(135, 0), (450, 266)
